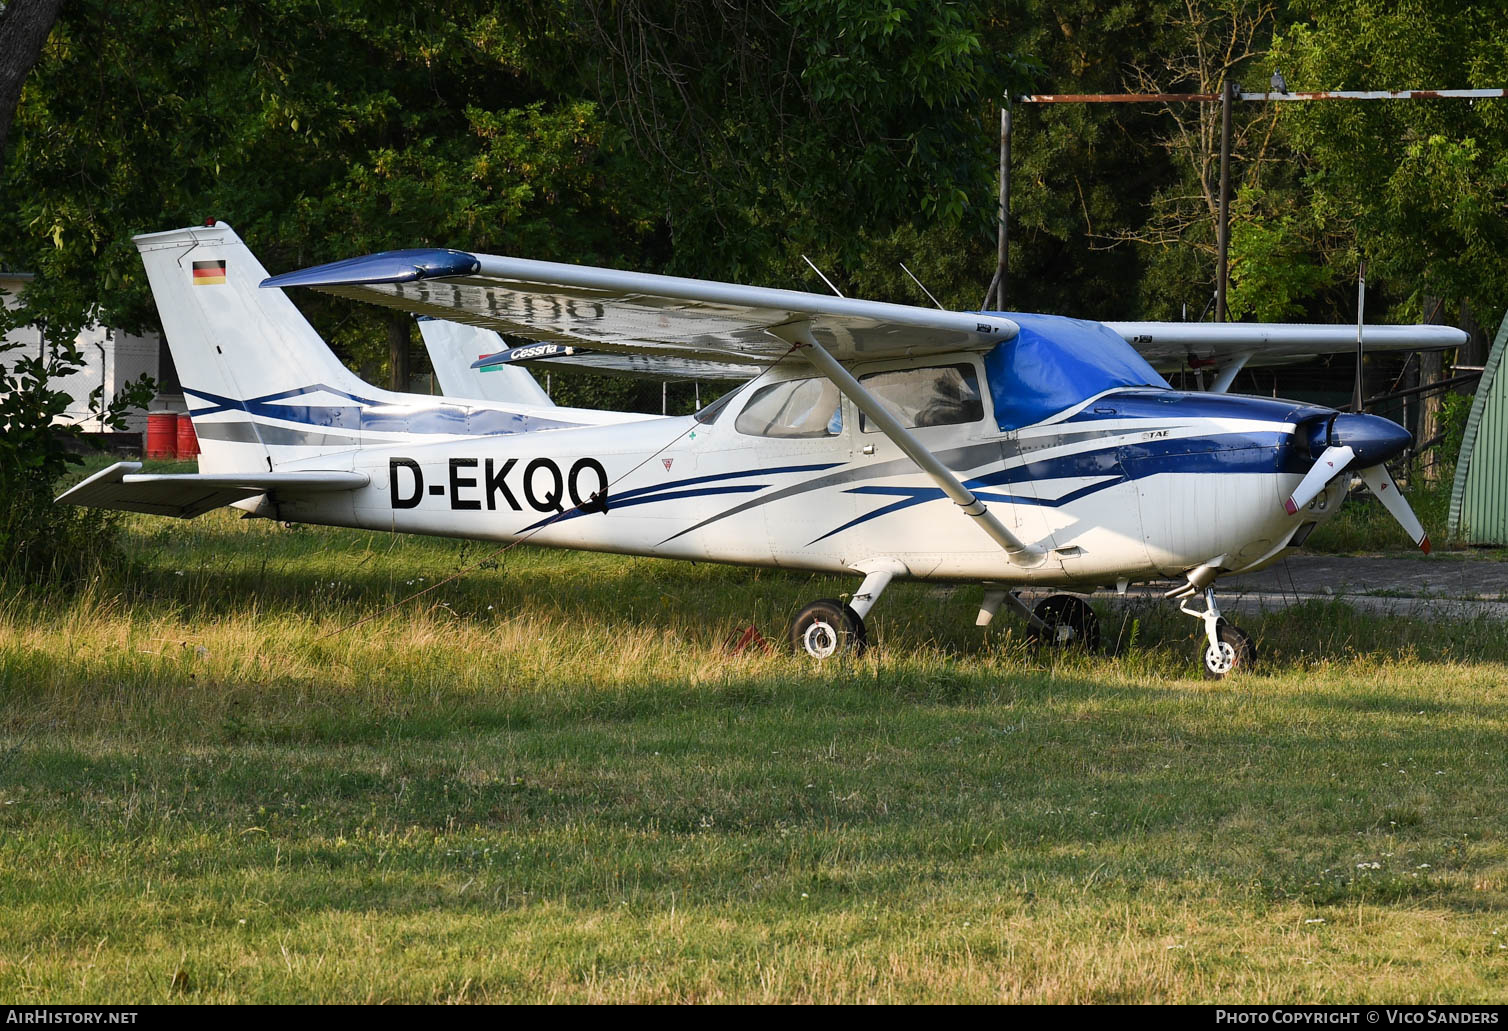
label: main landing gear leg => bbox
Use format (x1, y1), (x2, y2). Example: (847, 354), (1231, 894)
(788, 566), (897, 659)
(1179, 588), (1254, 679)
(983, 590), (1101, 652)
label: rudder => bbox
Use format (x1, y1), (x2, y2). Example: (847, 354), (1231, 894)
(134, 222), (381, 472)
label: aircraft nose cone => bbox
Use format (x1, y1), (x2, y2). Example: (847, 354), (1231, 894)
(1329, 412), (1412, 466)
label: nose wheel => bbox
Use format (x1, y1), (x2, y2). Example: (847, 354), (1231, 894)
(1180, 589), (1255, 679)
(1202, 619), (1255, 678)
(788, 599), (867, 658)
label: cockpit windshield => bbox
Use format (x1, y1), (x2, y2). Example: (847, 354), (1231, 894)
(981, 313), (1169, 430)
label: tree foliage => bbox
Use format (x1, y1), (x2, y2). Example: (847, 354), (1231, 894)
(5, 2), (654, 368)
(0, 0), (64, 165)
(1270, 0), (1508, 323)
(2, 0), (1506, 393)
(0, 308), (154, 584)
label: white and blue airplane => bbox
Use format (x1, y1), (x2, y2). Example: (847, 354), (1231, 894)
(60, 223), (1464, 676)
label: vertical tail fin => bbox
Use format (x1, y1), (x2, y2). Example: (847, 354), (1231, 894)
(134, 222), (383, 472)
(416, 317), (555, 407)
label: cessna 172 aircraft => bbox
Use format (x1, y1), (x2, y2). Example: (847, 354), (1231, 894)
(60, 223), (1464, 676)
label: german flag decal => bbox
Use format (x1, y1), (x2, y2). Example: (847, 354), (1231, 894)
(192, 260), (226, 285)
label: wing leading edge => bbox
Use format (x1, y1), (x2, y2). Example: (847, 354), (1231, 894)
(262, 250), (1020, 366)
(261, 248), (1464, 377)
(1104, 321), (1468, 368)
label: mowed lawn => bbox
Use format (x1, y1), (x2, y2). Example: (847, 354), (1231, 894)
(3, 509), (1508, 1003)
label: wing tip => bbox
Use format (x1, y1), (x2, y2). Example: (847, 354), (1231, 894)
(261, 249), (480, 290)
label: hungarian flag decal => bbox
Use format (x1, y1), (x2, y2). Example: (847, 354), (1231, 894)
(192, 260), (226, 285)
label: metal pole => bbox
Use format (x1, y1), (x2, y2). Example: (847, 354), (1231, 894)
(994, 101), (1012, 310)
(1353, 261), (1367, 413)
(1216, 79), (1232, 323)
(97, 337), (108, 432)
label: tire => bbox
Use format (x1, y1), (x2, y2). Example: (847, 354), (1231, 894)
(1027, 594), (1101, 652)
(788, 598), (867, 658)
(1201, 619), (1255, 679)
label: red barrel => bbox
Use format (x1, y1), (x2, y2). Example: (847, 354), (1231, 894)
(176, 413), (200, 459)
(145, 412), (178, 459)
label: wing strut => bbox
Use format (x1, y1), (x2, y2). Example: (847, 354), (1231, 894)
(779, 324), (1045, 567)
(1208, 351), (1253, 393)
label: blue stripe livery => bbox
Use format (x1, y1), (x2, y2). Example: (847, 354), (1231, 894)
(184, 384), (580, 435)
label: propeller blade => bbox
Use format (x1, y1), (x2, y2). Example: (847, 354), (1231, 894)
(1285, 444), (1354, 515)
(1356, 463), (1430, 553)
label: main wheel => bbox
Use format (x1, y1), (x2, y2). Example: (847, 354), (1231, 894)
(1027, 594), (1101, 651)
(1201, 619), (1254, 679)
(788, 599), (867, 658)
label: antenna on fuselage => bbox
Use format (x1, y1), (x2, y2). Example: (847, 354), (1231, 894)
(1353, 260), (1367, 413)
(899, 262), (946, 310)
(801, 255), (845, 298)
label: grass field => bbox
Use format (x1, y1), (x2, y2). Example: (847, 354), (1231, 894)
(3, 500), (1508, 1003)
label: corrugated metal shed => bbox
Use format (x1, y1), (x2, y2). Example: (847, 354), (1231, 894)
(1449, 312), (1508, 544)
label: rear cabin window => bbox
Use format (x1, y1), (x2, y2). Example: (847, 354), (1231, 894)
(734, 378), (844, 438)
(858, 363), (983, 432)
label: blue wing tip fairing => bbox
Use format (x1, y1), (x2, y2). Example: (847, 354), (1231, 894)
(260, 249), (480, 290)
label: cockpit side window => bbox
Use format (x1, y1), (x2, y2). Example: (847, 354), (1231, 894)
(857, 363), (983, 432)
(733, 378), (844, 438)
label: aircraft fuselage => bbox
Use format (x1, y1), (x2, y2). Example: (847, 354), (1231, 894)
(264, 382), (1347, 589)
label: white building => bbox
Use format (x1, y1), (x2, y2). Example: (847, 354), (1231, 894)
(1, 270), (182, 437)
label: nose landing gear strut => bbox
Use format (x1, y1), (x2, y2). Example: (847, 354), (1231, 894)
(1179, 588), (1254, 679)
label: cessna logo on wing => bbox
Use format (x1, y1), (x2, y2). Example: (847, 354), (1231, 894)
(508, 344), (577, 361)
(389, 456), (609, 514)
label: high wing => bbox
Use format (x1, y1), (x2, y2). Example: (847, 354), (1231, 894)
(1105, 321), (1467, 370)
(469, 341), (759, 382)
(57, 462), (369, 519)
(264, 248), (1042, 564)
(261, 250), (1019, 366)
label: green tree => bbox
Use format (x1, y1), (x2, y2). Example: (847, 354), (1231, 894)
(0, 307), (154, 584)
(2, 1), (651, 385)
(574, 0), (1028, 292)
(994, 0), (1206, 319)
(1269, 0), (1508, 323)
(0, 0), (63, 165)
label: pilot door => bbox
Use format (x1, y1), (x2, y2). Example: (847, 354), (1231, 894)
(839, 357), (1035, 578)
(720, 375), (856, 568)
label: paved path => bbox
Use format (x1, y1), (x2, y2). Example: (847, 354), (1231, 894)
(1221, 553), (1508, 601)
(1029, 553), (1508, 622)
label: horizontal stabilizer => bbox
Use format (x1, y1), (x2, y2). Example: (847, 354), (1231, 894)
(57, 462), (369, 519)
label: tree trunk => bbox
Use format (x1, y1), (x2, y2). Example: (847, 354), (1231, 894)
(0, 0), (65, 167)
(387, 314), (410, 392)
(1460, 299), (1486, 368)
(1418, 347), (1444, 483)
(1418, 295), (1445, 483)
